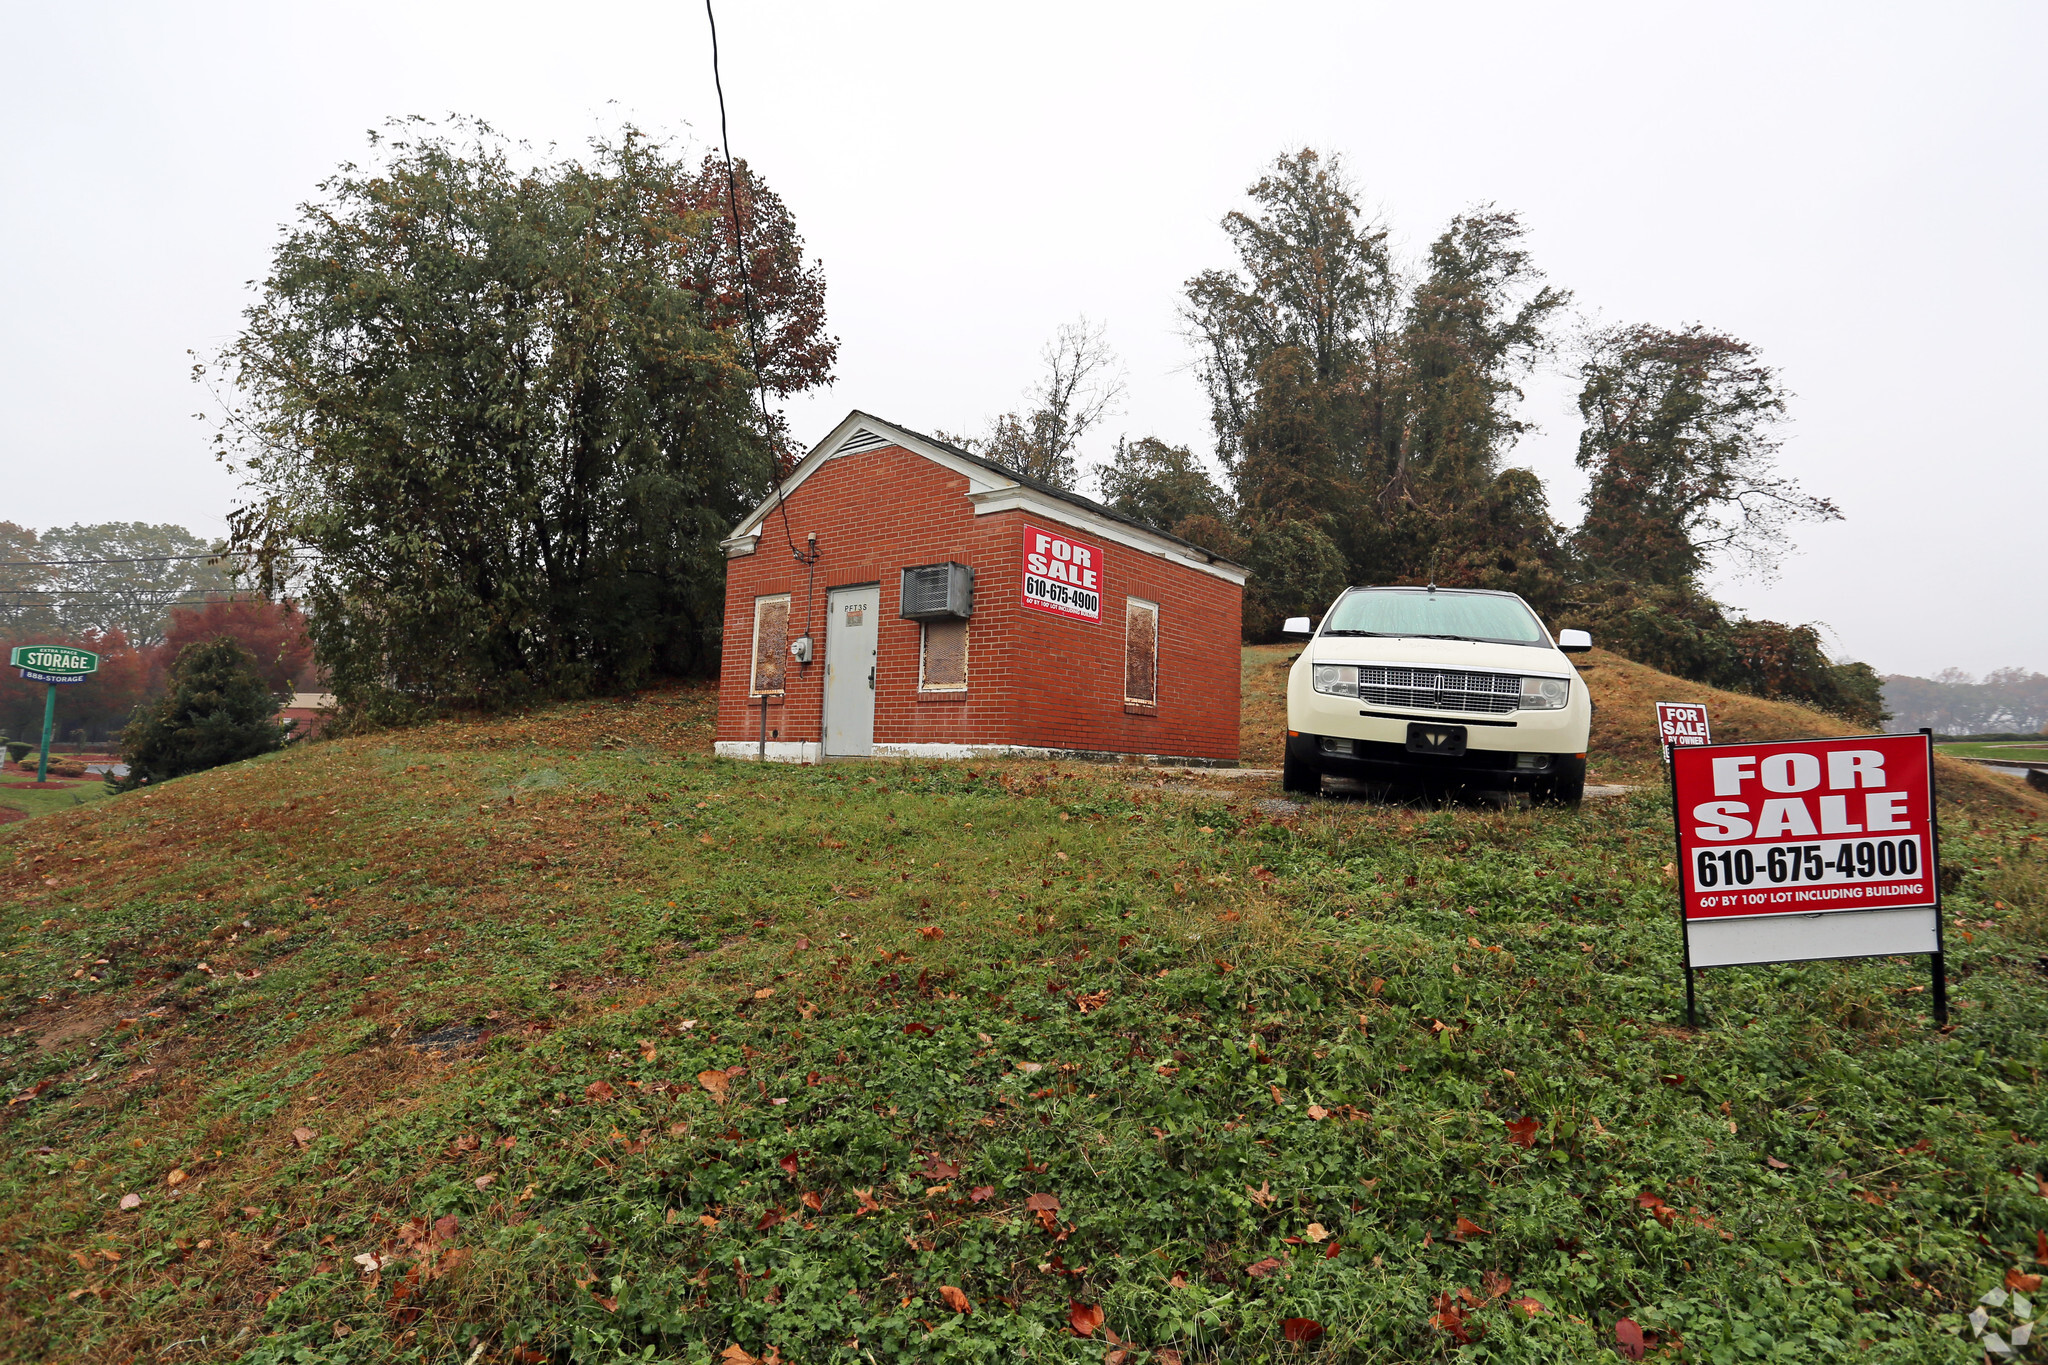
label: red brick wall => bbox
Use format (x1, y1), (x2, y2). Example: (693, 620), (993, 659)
(715, 444), (1242, 762)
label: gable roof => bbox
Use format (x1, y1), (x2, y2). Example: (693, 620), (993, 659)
(720, 410), (1247, 584)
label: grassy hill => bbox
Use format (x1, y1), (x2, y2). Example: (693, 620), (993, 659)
(3, 676), (2046, 1363)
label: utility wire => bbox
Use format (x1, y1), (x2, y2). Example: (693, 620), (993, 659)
(0, 552), (322, 568)
(705, 0), (812, 568)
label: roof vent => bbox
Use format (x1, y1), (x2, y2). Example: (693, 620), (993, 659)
(834, 426), (890, 456)
(899, 562), (974, 620)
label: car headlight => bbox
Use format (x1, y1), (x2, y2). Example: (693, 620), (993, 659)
(1312, 664), (1358, 698)
(1519, 676), (1569, 709)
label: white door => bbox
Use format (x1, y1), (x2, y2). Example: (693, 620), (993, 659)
(824, 585), (879, 756)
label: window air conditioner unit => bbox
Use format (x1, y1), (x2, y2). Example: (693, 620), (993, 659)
(900, 562), (975, 620)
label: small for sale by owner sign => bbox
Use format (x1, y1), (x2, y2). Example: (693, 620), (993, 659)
(1021, 524), (1103, 622)
(1655, 702), (1711, 755)
(1670, 733), (1943, 1017)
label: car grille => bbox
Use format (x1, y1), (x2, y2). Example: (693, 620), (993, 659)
(1357, 666), (1521, 714)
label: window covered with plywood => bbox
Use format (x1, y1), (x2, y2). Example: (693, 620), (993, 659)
(750, 594), (790, 694)
(921, 618), (968, 691)
(1125, 598), (1158, 705)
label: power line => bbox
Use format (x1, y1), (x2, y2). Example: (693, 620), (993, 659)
(0, 552), (321, 568)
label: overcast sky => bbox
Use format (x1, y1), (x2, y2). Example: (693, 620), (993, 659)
(3, 1), (2041, 678)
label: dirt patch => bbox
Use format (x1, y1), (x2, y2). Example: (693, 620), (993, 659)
(0, 807), (26, 825)
(13, 993), (155, 1053)
(2, 781), (87, 790)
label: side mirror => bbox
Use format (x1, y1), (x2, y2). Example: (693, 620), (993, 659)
(1282, 616), (1313, 636)
(1557, 629), (1592, 653)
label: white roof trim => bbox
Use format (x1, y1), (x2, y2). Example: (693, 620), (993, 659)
(719, 409), (1246, 585)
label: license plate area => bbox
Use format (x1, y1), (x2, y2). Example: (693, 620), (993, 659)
(1405, 722), (1468, 756)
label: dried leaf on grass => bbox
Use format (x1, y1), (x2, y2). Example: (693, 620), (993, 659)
(1281, 1317), (1324, 1343)
(1068, 1301), (1104, 1336)
(939, 1284), (971, 1314)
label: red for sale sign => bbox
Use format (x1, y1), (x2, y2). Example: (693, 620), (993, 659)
(1021, 524), (1103, 622)
(1656, 702), (1711, 752)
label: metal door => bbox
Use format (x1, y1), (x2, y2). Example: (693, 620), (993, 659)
(824, 585), (879, 756)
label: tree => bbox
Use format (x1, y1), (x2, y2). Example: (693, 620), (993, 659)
(1097, 437), (1230, 534)
(958, 318), (1125, 489)
(214, 119), (831, 721)
(0, 628), (155, 745)
(0, 523), (58, 638)
(160, 597), (315, 697)
(1397, 210), (1569, 504)
(116, 637), (287, 788)
(1241, 518), (1348, 642)
(1574, 324), (1838, 586)
(1182, 149), (1398, 479)
(37, 523), (233, 644)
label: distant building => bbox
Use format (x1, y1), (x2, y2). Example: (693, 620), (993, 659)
(279, 693), (336, 741)
(715, 411), (1246, 766)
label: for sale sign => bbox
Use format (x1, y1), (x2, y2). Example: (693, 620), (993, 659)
(1671, 733), (1940, 974)
(1655, 702), (1711, 755)
(1021, 524), (1103, 622)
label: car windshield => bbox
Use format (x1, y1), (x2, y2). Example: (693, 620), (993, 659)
(1320, 589), (1549, 646)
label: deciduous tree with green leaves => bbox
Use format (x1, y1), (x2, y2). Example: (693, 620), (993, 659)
(214, 119), (832, 724)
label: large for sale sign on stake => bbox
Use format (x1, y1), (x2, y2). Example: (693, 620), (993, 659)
(1671, 734), (1941, 988)
(1020, 524), (1104, 623)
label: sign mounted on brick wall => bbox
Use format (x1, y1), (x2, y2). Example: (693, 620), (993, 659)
(1021, 524), (1103, 623)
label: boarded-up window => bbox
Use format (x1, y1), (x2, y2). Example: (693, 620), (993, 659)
(750, 595), (790, 694)
(1125, 598), (1158, 704)
(921, 619), (968, 691)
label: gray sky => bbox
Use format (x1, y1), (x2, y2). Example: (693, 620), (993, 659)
(4, 1), (2041, 678)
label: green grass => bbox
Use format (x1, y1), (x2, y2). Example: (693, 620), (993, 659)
(2, 693), (2045, 1364)
(1934, 742), (2048, 763)
(0, 775), (112, 823)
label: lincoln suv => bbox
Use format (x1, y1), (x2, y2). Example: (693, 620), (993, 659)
(1282, 586), (1593, 805)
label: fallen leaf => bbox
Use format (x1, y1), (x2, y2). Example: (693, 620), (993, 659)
(801, 1190), (823, 1211)
(1504, 1116), (1542, 1148)
(697, 1070), (732, 1103)
(585, 1081), (616, 1102)
(1307, 1104), (1328, 1120)
(1454, 1216), (1490, 1240)
(292, 1126), (318, 1148)
(1281, 1318), (1324, 1344)
(1659, 1073), (1686, 1087)
(1068, 1301), (1104, 1336)
(119, 1193), (140, 1210)
(1323, 1240), (1341, 1259)
(1246, 1181), (1276, 1209)
(1025, 1192), (1061, 1213)
(939, 1285), (971, 1314)
(639, 1040), (658, 1063)
(1615, 1318), (1646, 1360)
(779, 1152), (800, 1177)
(1304, 1222), (1329, 1242)
(853, 1188), (882, 1215)
(720, 1347), (760, 1365)
(1481, 1268), (1512, 1299)
(1509, 1296), (1544, 1317)
(969, 1184), (994, 1202)
(918, 926), (943, 940)
(475, 1175), (496, 1191)
(2008, 1267), (2043, 1293)
(752, 987), (775, 1000)
(1765, 1155), (1790, 1170)
(165, 1169), (186, 1187)
(902, 1021), (935, 1036)
(1245, 1257), (1284, 1278)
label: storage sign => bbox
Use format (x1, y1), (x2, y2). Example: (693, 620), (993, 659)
(1655, 702), (1711, 754)
(11, 644), (99, 683)
(1670, 733), (1942, 995)
(1021, 524), (1103, 622)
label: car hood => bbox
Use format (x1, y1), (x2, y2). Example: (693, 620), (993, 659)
(1308, 636), (1571, 675)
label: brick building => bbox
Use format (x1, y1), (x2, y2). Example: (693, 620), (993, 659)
(714, 411), (1245, 765)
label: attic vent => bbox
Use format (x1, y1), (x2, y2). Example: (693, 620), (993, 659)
(899, 562), (975, 620)
(834, 426), (890, 455)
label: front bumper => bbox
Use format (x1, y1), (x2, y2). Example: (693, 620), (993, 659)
(1287, 731), (1585, 792)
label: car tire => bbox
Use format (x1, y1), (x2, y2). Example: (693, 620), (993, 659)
(1282, 739), (1321, 796)
(1533, 757), (1586, 808)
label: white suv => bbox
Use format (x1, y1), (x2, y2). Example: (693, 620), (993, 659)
(1282, 587), (1593, 805)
